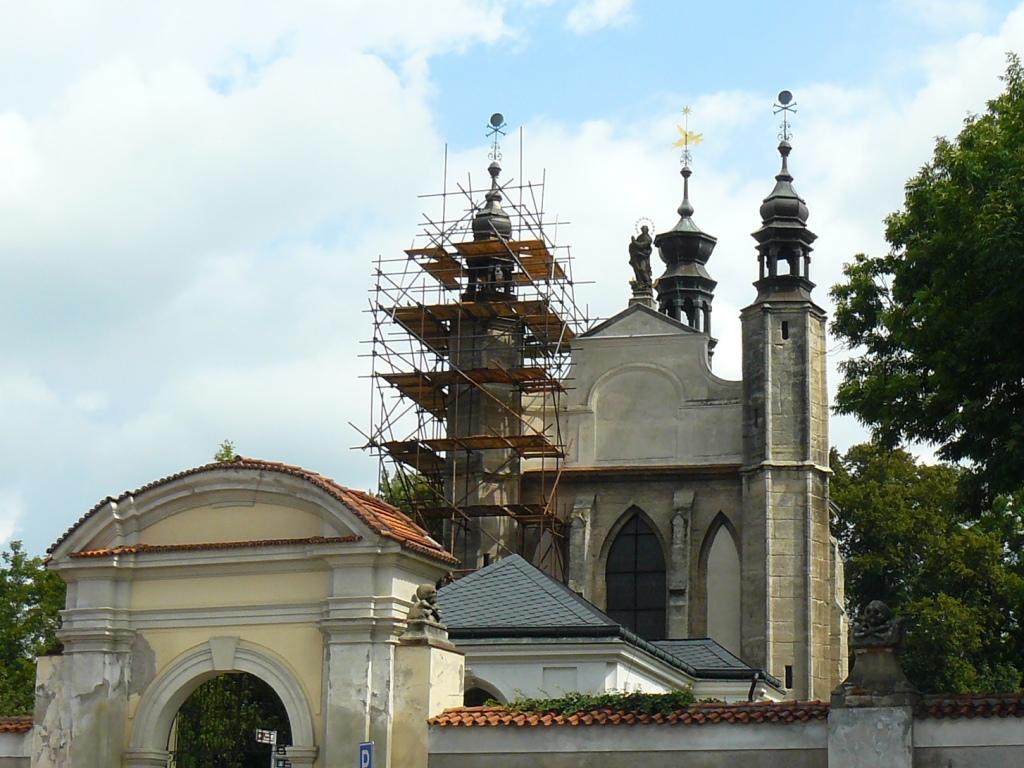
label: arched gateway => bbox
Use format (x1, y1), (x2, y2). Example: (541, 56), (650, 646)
(32, 458), (463, 768)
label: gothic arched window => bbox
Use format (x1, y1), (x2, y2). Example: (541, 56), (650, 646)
(605, 513), (666, 640)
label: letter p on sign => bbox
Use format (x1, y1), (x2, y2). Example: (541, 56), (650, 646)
(359, 741), (373, 768)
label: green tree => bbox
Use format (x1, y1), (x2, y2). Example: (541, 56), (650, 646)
(831, 444), (1024, 693)
(378, 469), (444, 541)
(214, 439), (237, 463)
(0, 541), (65, 714)
(172, 672), (291, 767)
(830, 55), (1024, 499)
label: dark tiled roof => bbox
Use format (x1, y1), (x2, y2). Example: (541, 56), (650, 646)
(70, 535), (361, 558)
(0, 716), (32, 733)
(50, 457), (456, 565)
(917, 693), (1024, 719)
(437, 555), (776, 687)
(652, 639), (752, 673)
(438, 554), (617, 633)
(430, 700), (829, 727)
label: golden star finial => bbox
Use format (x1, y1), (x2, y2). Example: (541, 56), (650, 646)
(672, 106), (702, 165)
(672, 126), (704, 148)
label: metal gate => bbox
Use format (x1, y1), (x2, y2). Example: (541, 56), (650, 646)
(169, 672), (292, 768)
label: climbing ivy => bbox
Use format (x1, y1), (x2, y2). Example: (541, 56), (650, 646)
(494, 688), (696, 716)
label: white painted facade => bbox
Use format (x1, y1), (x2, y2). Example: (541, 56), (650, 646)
(458, 638), (782, 704)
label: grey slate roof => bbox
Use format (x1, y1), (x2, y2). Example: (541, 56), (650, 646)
(438, 555), (780, 688)
(438, 554), (617, 633)
(652, 639), (751, 673)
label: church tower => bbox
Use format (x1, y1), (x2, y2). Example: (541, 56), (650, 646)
(654, 159), (718, 355)
(739, 117), (842, 699)
(445, 159), (523, 566)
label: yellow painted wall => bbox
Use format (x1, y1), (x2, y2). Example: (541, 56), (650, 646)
(130, 570), (329, 609)
(143, 502), (334, 545)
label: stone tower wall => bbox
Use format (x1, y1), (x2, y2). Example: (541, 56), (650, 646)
(740, 298), (839, 700)
(445, 316), (522, 566)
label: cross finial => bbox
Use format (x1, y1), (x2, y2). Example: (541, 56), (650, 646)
(773, 90), (797, 142)
(486, 112), (507, 162)
(672, 105), (703, 168)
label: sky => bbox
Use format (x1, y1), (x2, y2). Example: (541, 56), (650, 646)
(2, 0), (1023, 554)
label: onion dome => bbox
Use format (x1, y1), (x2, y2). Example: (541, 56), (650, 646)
(472, 161), (513, 241)
(654, 165), (718, 341)
(750, 140), (817, 300)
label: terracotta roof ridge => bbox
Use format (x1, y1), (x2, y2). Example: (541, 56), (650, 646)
(70, 535), (363, 558)
(917, 691), (1024, 719)
(50, 457), (458, 565)
(0, 715), (33, 733)
(429, 700), (830, 727)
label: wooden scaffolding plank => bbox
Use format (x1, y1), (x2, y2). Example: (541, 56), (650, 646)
(378, 440), (446, 474)
(380, 371), (446, 418)
(405, 247), (463, 290)
(387, 305), (450, 350)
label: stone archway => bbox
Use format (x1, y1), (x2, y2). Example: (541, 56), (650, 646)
(124, 638), (316, 768)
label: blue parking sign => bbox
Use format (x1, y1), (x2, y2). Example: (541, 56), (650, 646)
(359, 741), (373, 768)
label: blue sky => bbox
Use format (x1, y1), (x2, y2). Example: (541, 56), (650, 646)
(1, 0), (1022, 555)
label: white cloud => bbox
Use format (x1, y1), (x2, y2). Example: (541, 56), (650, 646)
(897, 0), (993, 29)
(0, 490), (24, 545)
(565, 0), (633, 34)
(4, 1), (1024, 555)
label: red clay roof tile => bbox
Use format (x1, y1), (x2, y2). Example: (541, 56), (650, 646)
(70, 535), (361, 558)
(917, 693), (1024, 719)
(429, 701), (831, 727)
(0, 716), (32, 734)
(51, 457), (457, 565)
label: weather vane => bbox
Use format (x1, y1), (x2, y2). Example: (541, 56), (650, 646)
(773, 90), (796, 142)
(486, 112), (507, 162)
(672, 105), (703, 167)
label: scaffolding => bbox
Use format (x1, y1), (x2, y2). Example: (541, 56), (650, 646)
(363, 142), (589, 573)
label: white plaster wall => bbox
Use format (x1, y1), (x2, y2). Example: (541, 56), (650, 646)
(429, 720), (827, 768)
(558, 305), (743, 470)
(0, 730), (30, 765)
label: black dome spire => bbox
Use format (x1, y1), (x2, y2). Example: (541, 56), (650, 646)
(751, 139), (817, 301)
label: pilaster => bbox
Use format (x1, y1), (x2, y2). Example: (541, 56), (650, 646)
(668, 490), (694, 638)
(567, 494), (594, 597)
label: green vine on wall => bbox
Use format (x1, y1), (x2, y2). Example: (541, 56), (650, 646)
(492, 688), (697, 716)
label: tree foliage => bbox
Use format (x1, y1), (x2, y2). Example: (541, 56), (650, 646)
(172, 672), (291, 767)
(830, 55), (1024, 498)
(377, 469), (445, 541)
(500, 688), (696, 716)
(831, 444), (1024, 693)
(0, 541), (65, 714)
(214, 439), (237, 463)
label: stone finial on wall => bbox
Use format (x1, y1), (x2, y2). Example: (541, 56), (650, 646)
(831, 600), (919, 708)
(401, 583), (454, 650)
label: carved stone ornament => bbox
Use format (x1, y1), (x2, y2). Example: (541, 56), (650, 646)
(407, 583), (442, 625)
(832, 600), (919, 708)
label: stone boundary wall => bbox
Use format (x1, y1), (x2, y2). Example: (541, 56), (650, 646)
(429, 719), (827, 768)
(0, 729), (30, 768)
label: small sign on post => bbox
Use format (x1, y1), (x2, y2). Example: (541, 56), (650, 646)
(255, 729), (277, 745)
(359, 741), (374, 768)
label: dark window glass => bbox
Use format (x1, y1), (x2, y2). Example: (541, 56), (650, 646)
(605, 513), (666, 639)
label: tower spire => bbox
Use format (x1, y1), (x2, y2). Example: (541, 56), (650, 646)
(466, 112), (514, 301)
(654, 107), (718, 349)
(751, 91), (817, 302)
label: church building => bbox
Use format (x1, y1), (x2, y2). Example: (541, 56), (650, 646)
(371, 116), (849, 702)
(527, 136), (849, 701)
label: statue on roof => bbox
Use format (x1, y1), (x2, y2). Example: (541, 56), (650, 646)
(853, 599), (905, 649)
(628, 225), (653, 291)
(408, 583), (442, 624)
